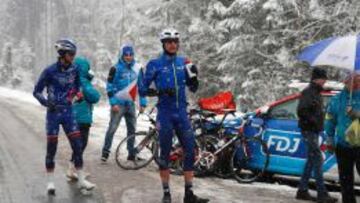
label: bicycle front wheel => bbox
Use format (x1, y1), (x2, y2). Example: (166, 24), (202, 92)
(230, 136), (269, 183)
(115, 131), (158, 170)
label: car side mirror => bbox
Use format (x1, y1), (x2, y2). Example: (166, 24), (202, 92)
(259, 106), (269, 114)
(257, 106), (270, 118)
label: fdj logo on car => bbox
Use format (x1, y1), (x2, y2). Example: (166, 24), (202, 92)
(267, 135), (301, 154)
(263, 129), (319, 159)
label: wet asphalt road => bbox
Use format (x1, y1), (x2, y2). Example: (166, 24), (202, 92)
(0, 99), (105, 203)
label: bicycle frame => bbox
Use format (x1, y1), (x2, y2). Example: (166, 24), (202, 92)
(190, 109), (235, 136)
(195, 116), (264, 166)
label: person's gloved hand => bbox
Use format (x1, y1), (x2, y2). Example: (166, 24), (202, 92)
(190, 65), (198, 76)
(162, 88), (176, 97)
(186, 64), (198, 79)
(185, 64), (199, 88)
(147, 88), (158, 97)
(74, 92), (84, 103)
(189, 76), (199, 86)
(47, 100), (57, 112)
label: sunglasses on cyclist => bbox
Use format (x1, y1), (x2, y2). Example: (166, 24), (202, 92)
(163, 39), (179, 44)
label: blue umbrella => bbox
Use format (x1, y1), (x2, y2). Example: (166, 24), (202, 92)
(297, 34), (360, 71)
(297, 34), (360, 103)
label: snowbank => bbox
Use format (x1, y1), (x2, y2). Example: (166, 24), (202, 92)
(0, 86), (39, 105)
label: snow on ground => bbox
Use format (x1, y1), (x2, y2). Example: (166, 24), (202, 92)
(0, 86), (39, 105)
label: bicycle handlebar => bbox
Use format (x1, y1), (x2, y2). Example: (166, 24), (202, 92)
(138, 106), (157, 125)
(190, 107), (239, 132)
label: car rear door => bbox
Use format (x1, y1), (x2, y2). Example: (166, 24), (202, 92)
(261, 95), (335, 176)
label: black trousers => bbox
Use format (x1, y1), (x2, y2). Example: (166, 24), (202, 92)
(335, 146), (360, 203)
(71, 123), (91, 162)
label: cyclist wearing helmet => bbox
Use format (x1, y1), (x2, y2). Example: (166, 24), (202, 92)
(33, 38), (95, 195)
(139, 28), (208, 203)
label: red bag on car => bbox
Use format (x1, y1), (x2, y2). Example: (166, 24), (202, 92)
(198, 91), (236, 114)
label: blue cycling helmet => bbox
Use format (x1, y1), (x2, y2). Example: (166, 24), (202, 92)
(54, 38), (77, 56)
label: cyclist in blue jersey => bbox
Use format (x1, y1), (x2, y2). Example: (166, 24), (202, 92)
(33, 39), (95, 195)
(139, 28), (209, 203)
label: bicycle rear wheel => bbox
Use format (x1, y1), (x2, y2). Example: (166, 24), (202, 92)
(230, 136), (269, 183)
(115, 131), (158, 170)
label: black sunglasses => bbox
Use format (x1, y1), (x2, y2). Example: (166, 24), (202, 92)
(163, 39), (179, 44)
(67, 51), (76, 57)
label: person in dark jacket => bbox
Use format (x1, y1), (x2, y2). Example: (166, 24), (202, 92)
(67, 56), (101, 180)
(296, 67), (337, 203)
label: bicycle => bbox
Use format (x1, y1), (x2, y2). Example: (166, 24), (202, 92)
(185, 108), (240, 177)
(114, 88), (208, 171)
(164, 108), (225, 176)
(114, 107), (159, 170)
(114, 107), (230, 172)
(194, 113), (270, 183)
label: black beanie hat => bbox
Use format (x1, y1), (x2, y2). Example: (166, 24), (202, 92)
(311, 67), (327, 81)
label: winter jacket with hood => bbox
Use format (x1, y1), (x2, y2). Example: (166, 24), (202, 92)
(72, 57), (101, 124)
(106, 46), (147, 107)
(325, 89), (360, 147)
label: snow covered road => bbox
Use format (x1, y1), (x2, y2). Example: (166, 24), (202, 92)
(0, 87), (347, 203)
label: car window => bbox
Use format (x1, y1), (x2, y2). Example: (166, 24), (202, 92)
(269, 99), (299, 120)
(268, 95), (333, 120)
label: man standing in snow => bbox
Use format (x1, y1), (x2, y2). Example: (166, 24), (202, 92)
(296, 67), (337, 203)
(101, 45), (147, 162)
(139, 28), (208, 203)
(33, 39), (96, 195)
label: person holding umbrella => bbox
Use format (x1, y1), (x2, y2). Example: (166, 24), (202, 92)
(296, 67), (337, 203)
(297, 34), (360, 203)
(326, 72), (360, 203)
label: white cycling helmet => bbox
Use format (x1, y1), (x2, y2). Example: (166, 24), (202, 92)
(160, 28), (180, 43)
(54, 38), (77, 56)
